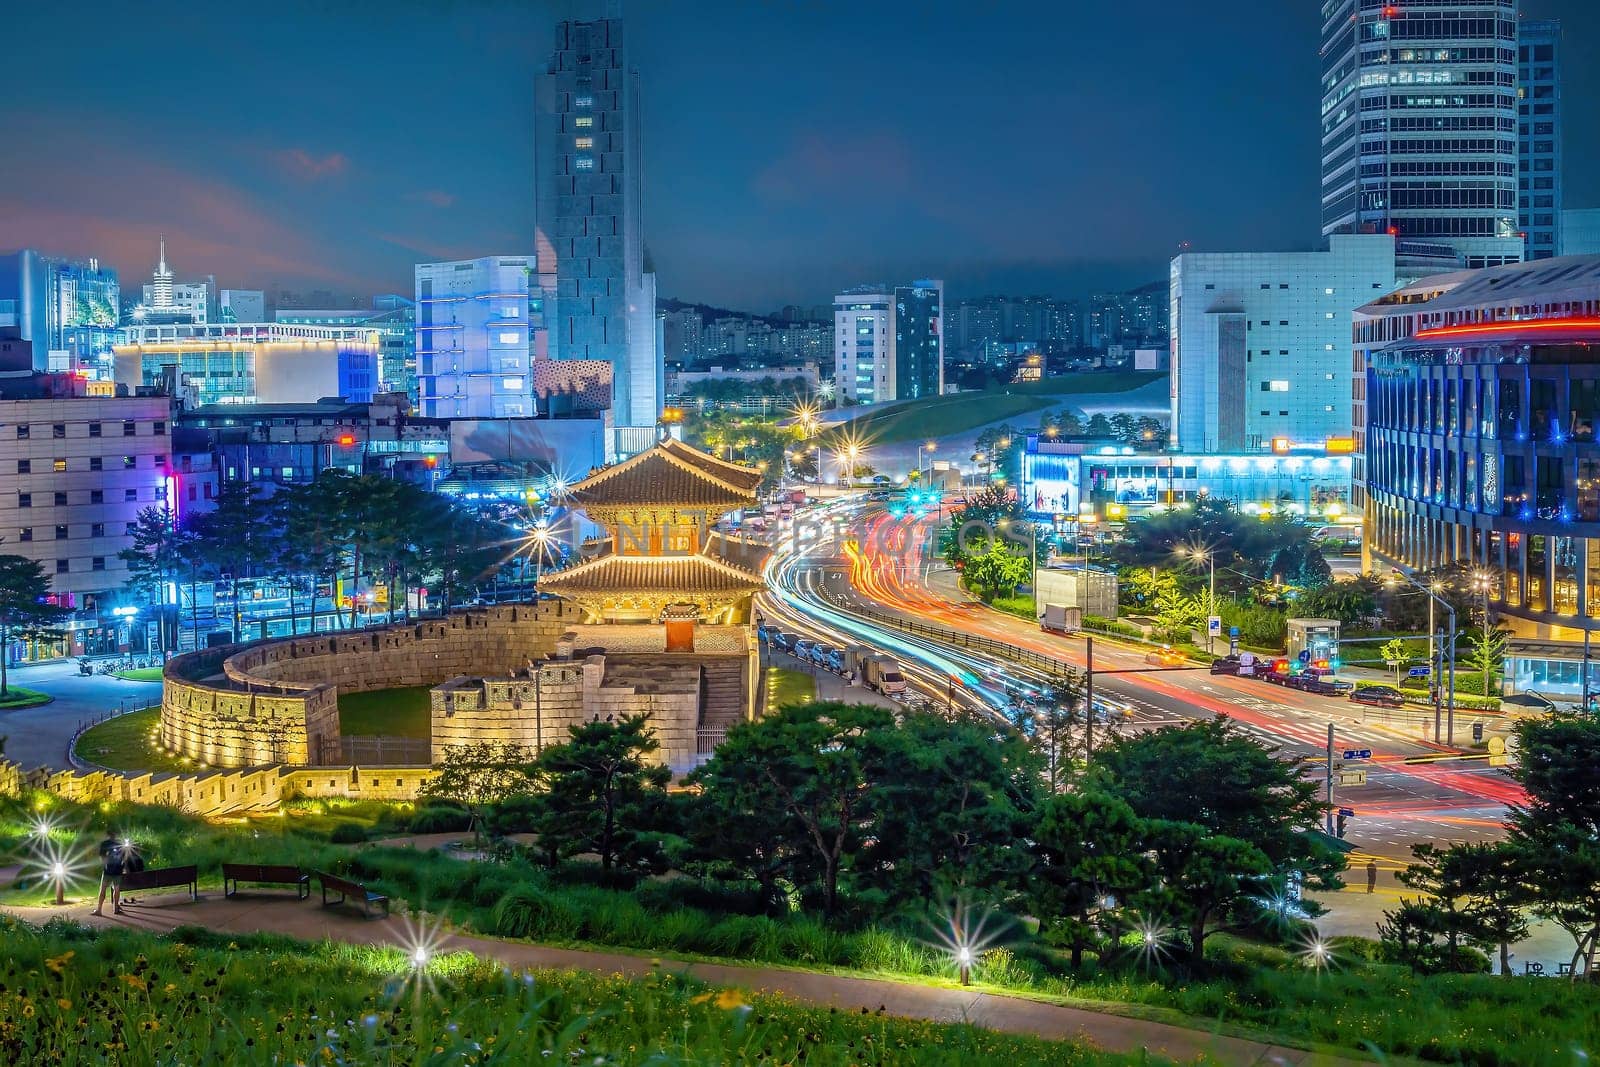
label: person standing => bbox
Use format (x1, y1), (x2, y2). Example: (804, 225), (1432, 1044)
(1366, 858), (1379, 894)
(92, 830), (125, 916)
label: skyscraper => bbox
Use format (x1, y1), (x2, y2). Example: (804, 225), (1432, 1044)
(534, 5), (662, 458)
(150, 237), (173, 311)
(0, 250), (121, 375)
(832, 280), (943, 404)
(1517, 18), (1562, 260)
(1319, 0), (1523, 269)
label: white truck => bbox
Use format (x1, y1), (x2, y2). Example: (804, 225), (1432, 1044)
(1039, 603), (1081, 635)
(861, 655), (908, 697)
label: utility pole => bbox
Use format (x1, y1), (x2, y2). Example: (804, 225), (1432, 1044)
(1084, 636), (1095, 759)
(1325, 721), (1335, 836)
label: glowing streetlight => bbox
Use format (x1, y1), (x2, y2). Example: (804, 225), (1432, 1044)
(411, 946), (430, 969)
(956, 945), (974, 986)
(1180, 545), (1216, 653)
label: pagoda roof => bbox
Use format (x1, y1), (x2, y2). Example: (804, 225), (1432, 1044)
(537, 553), (766, 599)
(566, 438), (762, 511)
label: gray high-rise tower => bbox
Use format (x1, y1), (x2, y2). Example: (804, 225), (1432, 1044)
(534, 4), (662, 459)
(1517, 18), (1562, 260)
(1320, 0), (1523, 270)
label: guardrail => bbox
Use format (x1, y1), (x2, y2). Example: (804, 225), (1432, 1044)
(849, 604), (1082, 678)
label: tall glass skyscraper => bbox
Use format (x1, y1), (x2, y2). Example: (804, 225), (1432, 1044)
(1517, 18), (1562, 260)
(1320, 0), (1523, 269)
(534, 5), (662, 459)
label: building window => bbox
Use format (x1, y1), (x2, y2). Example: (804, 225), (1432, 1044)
(123, 421), (136, 436)
(52, 458), (66, 472)
(91, 522), (104, 537)
(56, 560), (68, 575)
(1263, 380), (1290, 392)
(88, 422), (101, 437)
(125, 489), (137, 502)
(16, 425), (28, 439)
(18, 528), (31, 542)
(89, 457), (102, 472)
(92, 557), (105, 572)
(54, 525), (68, 540)
(574, 136), (593, 150)
(90, 490), (103, 504)
(497, 331), (521, 345)
(17, 493), (30, 508)
(154, 421), (166, 435)
(574, 115), (593, 127)
(574, 157), (594, 170)
(52, 423), (65, 438)
(123, 456), (136, 468)
(15, 460), (28, 474)
(575, 94), (593, 108)
(53, 492), (66, 507)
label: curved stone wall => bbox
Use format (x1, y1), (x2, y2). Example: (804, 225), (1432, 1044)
(159, 603), (580, 768)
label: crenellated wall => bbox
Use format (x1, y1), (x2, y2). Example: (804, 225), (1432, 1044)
(159, 603), (581, 768)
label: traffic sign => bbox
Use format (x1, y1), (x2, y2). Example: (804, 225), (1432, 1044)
(1229, 626), (1240, 638)
(1298, 649), (1311, 663)
(1408, 665), (1431, 678)
(1338, 807), (1355, 817)
(1338, 770), (1368, 787)
(1342, 748), (1372, 760)
(1207, 615), (1223, 636)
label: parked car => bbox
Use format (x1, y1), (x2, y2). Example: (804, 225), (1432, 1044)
(1210, 657), (1241, 675)
(1350, 685), (1406, 709)
(793, 638), (815, 660)
(824, 648), (846, 673)
(810, 643), (834, 667)
(769, 631), (795, 653)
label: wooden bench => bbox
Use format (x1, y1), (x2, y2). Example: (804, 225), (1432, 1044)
(118, 864), (199, 903)
(314, 870), (388, 919)
(223, 862), (310, 901)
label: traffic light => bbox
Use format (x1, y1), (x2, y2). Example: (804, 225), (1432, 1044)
(1335, 812), (1348, 839)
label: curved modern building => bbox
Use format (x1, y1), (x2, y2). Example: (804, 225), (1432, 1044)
(1355, 254), (1600, 630)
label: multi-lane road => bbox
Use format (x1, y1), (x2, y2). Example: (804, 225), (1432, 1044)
(758, 498), (1518, 863)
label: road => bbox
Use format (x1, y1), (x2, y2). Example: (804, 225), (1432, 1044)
(759, 499), (1519, 864)
(0, 658), (164, 771)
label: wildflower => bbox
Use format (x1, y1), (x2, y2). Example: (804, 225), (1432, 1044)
(363, 1015), (378, 1028)
(119, 974), (147, 991)
(44, 952), (75, 975)
(714, 989), (747, 1011)
(56, 998), (71, 1010)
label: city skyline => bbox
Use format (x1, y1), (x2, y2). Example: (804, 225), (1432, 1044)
(0, 0), (1592, 312)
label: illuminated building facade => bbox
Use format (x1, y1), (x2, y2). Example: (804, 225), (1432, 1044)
(278, 296), (417, 404)
(1320, 0), (1523, 269)
(1169, 235), (1396, 452)
(832, 280), (944, 404)
(534, 10), (663, 458)
(114, 323), (379, 405)
(1517, 18), (1562, 260)
(414, 257), (538, 419)
(1355, 254), (1600, 631)
(0, 249), (121, 374)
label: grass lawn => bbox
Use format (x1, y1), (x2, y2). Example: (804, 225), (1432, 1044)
(71, 708), (191, 773)
(337, 685), (434, 739)
(0, 685), (51, 709)
(989, 593), (1036, 622)
(823, 373), (1167, 448)
(765, 667), (816, 713)
(4, 922), (1134, 1067)
(114, 666), (165, 681)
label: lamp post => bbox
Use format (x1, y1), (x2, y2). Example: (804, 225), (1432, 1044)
(1388, 568), (1458, 744)
(530, 522), (551, 587)
(923, 440), (937, 480)
(1182, 546), (1216, 653)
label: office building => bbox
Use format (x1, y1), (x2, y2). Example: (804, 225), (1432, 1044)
(1565, 209), (1600, 256)
(114, 322), (379, 406)
(534, 9), (663, 457)
(1355, 254), (1600, 644)
(833, 280), (944, 404)
(1169, 234), (1396, 453)
(0, 376), (174, 658)
(0, 250), (121, 374)
(1320, 0), (1523, 269)
(1020, 438), (1353, 523)
(219, 289), (266, 323)
(661, 307), (703, 363)
(277, 295), (417, 403)
(413, 257), (538, 419)
(1518, 19), (1562, 260)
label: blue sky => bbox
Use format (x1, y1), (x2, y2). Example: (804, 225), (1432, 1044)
(1, 0), (1592, 310)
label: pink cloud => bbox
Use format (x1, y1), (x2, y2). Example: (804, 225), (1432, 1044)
(272, 148), (350, 181)
(752, 131), (915, 201)
(409, 189), (457, 208)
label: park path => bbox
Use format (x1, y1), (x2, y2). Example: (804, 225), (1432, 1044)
(2, 891), (1373, 1067)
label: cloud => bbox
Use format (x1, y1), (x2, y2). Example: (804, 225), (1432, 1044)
(271, 148), (350, 181)
(408, 189), (457, 208)
(751, 131), (915, 202)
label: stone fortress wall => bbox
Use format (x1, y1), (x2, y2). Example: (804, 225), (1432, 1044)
(160, 603), (583, 768)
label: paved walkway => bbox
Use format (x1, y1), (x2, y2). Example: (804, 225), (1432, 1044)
(0, 658), (163, 770)
(2, 892), (1372, 1066)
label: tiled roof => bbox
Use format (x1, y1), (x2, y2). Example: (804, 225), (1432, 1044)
(567, 440), (760, 510)
(538, 553), (766, 597)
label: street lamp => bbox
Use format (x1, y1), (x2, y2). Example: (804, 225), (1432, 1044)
(1386, 568), (1458, 744)
(530, 522), (552, 586)
(923, 440), (937, 480)
(1181, 546), (1216, 653)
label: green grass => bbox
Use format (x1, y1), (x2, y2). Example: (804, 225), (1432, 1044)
(337, 686), (434, 739)
(988, 593), (1037, 622)
(72, 709), (191, 773)
(114, 666), (165, 681)
(0, 686), (51, 709)
(824, 373), (1166, 447)
(2, 921), (1131, 1067)
(764, 667), (815, 713)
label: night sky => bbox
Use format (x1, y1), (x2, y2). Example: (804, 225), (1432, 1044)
(1, 0), (1593, 311)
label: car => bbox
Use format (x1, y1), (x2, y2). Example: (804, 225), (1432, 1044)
(1210, 657), (1241, 675)
(1350, 685), (1406, 709)
(793, 638), (815, 660)
(1091, 695), (1134, 723)
(825, 648), (846, 672)
(810, 643), (834, 666)
(769, 631), (795, 652)
(1145, 647), (1185, 668)
(755, 619), (770, 643)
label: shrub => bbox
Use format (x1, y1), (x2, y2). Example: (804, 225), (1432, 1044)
(328, 821), (367, 845)
(1083, 615), (1145, 640)
(409, 802), (471, 834)
(492, 885), (583, 940)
